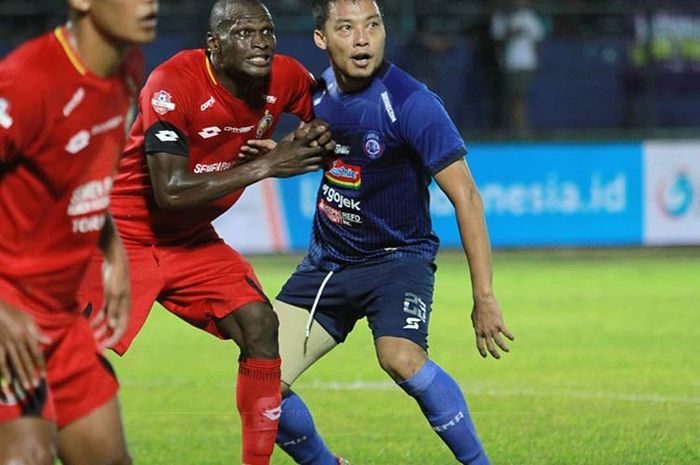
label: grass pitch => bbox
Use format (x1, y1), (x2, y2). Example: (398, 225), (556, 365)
(111, 248), (700, 465)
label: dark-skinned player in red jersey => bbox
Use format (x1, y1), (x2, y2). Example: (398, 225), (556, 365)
(76, 1), (334, 464)
(0, 1), (158, 465)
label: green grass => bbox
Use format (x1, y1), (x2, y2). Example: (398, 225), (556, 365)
(111, 248), (700, 465)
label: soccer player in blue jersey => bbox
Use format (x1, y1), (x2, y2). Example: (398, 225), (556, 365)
(249, 0), (514, 463)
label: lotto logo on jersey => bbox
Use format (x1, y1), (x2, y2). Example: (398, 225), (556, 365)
(0, 98), (13, 129)
(151, 90), (175, 115)
(363, 131), (385, 160)
(325, 159), (362, 189)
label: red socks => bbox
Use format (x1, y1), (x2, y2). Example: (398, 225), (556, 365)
(237, 357), (282, 465)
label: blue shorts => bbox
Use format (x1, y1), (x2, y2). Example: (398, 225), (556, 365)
(277, 256), (436, 350)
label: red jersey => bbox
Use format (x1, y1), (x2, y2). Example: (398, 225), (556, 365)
(110, 49), (315, 245)
(0, 27), (142, 323)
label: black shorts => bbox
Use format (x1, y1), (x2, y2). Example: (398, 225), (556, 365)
(277, 256), (436, 350)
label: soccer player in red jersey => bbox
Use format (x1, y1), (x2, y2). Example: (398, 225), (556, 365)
(0, 1), (158, 464)
(77, 1), (333, 464)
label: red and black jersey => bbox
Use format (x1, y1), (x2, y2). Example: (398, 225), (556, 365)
(110, 49), (315, 245)
(0, 27), (142, 323)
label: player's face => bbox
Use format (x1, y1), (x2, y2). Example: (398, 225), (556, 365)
(208, 4), (277, 79)
(315, 0), (386, 89)
(87, 0), (159, 45)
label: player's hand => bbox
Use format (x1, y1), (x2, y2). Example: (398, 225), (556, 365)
(471, 296), (514, 359)
(238, 139), (278, 162)
(293, 120), (336, 153)
(95, 247), (131, 351)
(263, 120), (334, 177)
(0, 301), (49, 391)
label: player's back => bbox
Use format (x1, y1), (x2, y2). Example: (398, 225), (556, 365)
(307, 62), (466, 270)
(0, 28), (141, 319)
(110, 49), (314, 245)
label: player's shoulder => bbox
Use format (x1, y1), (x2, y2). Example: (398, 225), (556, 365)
(146, 49), (206, 85)
(378, 62), (433, 107)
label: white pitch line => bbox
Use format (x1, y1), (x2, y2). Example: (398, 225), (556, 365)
(296, 380), (700, 405)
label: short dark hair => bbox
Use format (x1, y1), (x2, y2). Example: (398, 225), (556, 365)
(311, 0), (382, 30)
(210, 0), (268, 32)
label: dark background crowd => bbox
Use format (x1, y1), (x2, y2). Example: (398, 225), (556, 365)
(3, 0), (698, 139)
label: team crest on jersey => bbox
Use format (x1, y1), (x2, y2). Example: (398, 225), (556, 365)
(151, 90), (176, 115)
(362, 131), (385, 159)
(255, 110), (274, 138)
(325, 159), (362, 189)
(0, 98), (13, 129)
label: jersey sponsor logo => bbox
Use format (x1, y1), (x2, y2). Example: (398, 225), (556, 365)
(363, 131), (385, 159)
(0, 98), (13, 129)
(62, 87), (85, 117)
(198, 125), (254, 139)
(325, 159), (362, 189)
(200, 96), (216, 112)
(321, 185), (361, 211)
(155, 130), (179, 142)
(255, 110), (274, 138)
(381, 91), (397, 123)
(193, 161), (234, 173)
(264, 94), (277, 104)
(68, 177), (113, 234)
(318, 199), (362, 227)
(91, 115), (124, 136)
(151, 90), (175, 115)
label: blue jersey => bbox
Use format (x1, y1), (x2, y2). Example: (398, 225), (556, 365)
(305, 62), (466, 270)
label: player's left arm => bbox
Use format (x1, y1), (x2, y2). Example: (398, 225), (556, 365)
(434, 160), (514, 359)
(400, 89), (513, 359)
(93, 214), (130, 350)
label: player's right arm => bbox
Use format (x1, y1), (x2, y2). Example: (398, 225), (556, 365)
(0, 300), (49, 392)
(147, 120), (331, 209)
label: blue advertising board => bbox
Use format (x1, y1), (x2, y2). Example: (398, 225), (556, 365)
(278, 143), (644, 251)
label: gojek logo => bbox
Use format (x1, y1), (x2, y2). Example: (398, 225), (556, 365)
(658, 172), (694, 218)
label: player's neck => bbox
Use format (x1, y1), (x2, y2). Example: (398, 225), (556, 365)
(334, 70), (373, 94)
(66, 20), (129, 77)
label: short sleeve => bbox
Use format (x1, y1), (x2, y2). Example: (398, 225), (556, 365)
(398, 90), (467, 176)
(0, 77), (44, 163)
(281, 57), (315, 123)
(140, 65), (191, 157)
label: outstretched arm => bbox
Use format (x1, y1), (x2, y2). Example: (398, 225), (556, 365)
(434, 158), (514, 359)
(147, 120), (333, 210)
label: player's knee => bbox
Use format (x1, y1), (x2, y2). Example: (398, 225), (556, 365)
(241, 304), (279, 358)
(0, 446), (54, 465)
(100, 448), (132, 465)
(377, 348), (426, 383)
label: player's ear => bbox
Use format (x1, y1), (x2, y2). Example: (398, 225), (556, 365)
(207, 32), (220, 55)
(67, 0), (91, 14)
(313, 29), (327, 51)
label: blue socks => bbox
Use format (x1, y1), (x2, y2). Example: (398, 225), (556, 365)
(276, 391), (337, 465)
(399, 360), (490, 465)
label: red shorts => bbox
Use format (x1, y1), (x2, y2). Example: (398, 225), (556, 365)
(77, 238), (268, 356)
(0, 290), (118, 428)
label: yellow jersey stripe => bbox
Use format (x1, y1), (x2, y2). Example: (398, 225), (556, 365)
(54, 27), (87, 76)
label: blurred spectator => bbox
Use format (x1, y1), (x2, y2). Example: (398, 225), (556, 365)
(491, 0), (544, 133)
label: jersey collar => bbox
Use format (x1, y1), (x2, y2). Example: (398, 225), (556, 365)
(54, 26), (87, 76)
(204, 52), (218, 86)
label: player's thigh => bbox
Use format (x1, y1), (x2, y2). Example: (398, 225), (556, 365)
(359, 257), (435, 370)
(57, 397), (130, 465)
(159, 240), (269, 340)
(274, 300), (338, 387)
(0, 417), (56, 465)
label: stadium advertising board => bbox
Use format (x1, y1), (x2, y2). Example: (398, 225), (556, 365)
(643, 141), (700, 245)
(431, 144), (644, 247)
